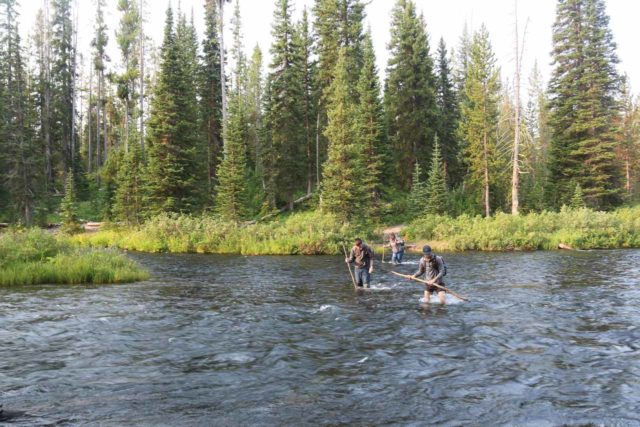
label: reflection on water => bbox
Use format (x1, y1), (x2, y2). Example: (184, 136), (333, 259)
(1, 250), (640, 425)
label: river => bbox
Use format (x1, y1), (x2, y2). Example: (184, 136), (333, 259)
(1, 250), (640, 426)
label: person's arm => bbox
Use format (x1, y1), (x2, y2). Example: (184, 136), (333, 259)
(411, 259), (425, 279)
(345, 247), (355, 263)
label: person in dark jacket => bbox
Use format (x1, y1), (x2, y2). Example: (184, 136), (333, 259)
(412, 245), (446, 304)
(345, 238), (375, 288)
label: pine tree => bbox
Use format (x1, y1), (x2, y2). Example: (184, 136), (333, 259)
(408, 161), (427, 218)
(522, 61), (550, 212)
(215, 92), (248, 222)
(355, 30), (386, 214)
(245, 45), (263, 176)
(384, 0), (437, 190)
(265, 0), (305, 210)
(425, 136), (448, 215)
(0, 0), (42, 225)
(617, 78), (639, 199)
(144, 6), (203, 216)
(51, 0), (76, 180)
(458, 25), (501, 217)
(296, 8), (318, 194)
(548, 0), (622, 209)
(60, 169), (80, 233)
(113, 142), (144, 224)
(320, 48), (362, 222)
(570, 182), (586, 209)
(435, 37), (462, 187)
(115, 0), (141, 152)
(312, 0), (366, 186)
(200, 0), (223, 191)
(91, 0), (108, 169)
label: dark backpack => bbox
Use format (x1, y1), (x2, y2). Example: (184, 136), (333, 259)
(430, 255), (447, 277)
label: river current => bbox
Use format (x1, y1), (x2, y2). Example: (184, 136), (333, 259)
(1, 250), (640, 426)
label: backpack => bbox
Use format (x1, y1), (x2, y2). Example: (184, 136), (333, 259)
(429, 255), (447, 277)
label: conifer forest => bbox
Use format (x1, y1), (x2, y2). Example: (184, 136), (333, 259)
(1, 0), (639, 229)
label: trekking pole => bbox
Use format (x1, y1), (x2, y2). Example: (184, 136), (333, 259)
(391, 271), (469, 302)
(341, 243), (358, 290)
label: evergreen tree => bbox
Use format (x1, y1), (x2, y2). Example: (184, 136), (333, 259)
(51, 0), (76, 179)
(384, 0), (437, 190)
(296, 8), (318, 194)
(522, 61), (551, 212)
(60, 169), (80, 233)
(265, 0), (305, 210)
(435, 37), (462, 187)
(425, 136), (448, 215)
(115, 0), (141, 152)
(200, 0), (223, 190)
(245, 44), (263, 175)
(91, 0), (108, 169)
(570, 182), (586, 209)
(355, 30), (386, 213)
(458, 25), (501, 217)
(408, 161), (427, 218)
(547, 0), (622, 209)
(312, 0), (366, 186)
(215, 91), (248, 222)
(144, 6), (203, 216)
(0, 0), (42, 225)
(113, 142), (144, 224)
(320, 48), (363, 222)
(617, 78), (639, 199)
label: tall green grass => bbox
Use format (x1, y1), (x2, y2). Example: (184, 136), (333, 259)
(71, 211), (368, 255)
(0, 229), (149, 286)
(69, 206), (640, 255)
(404, 206), (640, 251)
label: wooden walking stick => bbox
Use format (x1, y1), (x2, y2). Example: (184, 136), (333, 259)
(391, 271), (469, 302)
(341, 243), (358, 290)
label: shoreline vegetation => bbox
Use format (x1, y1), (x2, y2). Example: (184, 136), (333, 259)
(68, 206), (640, 255)
(0, 230), (149, 286)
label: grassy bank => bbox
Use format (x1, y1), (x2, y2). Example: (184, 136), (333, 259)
(404, 206), (640, 251)
(70, 211), (365, 255)
(68, 206), (640, 255)
(0, 229), (149, 286)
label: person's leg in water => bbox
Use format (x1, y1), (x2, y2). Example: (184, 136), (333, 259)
(355, 267), (364, 287)
(391, 252), (399, 265)
(437, 290), (446, 305)
(362, 268), (371, 288)
(397, 250), (404, 264)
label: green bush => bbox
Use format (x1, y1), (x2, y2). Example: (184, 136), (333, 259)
(404, 206), (640, 251)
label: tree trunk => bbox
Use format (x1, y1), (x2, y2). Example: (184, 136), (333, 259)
(88, 67), (92, 173)
(218, 0), (227, 128)
(96, 72), (101, 172)
(139, 0), (145, 152)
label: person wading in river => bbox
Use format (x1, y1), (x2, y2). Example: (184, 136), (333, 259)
(345, 238), (375, 288)
(411, 245), (447, 304)
(384, 233), (407, 265)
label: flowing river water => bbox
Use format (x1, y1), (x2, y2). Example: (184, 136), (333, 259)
(2, 250), (640, 426)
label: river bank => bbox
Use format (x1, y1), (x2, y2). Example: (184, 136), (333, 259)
(0, 229), (149, 286)
(68, 206), (640, 255)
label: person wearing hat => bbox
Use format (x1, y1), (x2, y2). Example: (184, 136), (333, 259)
(412, 245), (447, 304)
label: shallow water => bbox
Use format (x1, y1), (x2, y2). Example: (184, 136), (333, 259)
(2, 250), (640, 426)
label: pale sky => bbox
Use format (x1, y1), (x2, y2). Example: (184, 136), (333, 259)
(17, 0), (640, 98)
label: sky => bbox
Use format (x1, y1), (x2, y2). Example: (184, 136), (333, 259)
(16, 0), (640, 97)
